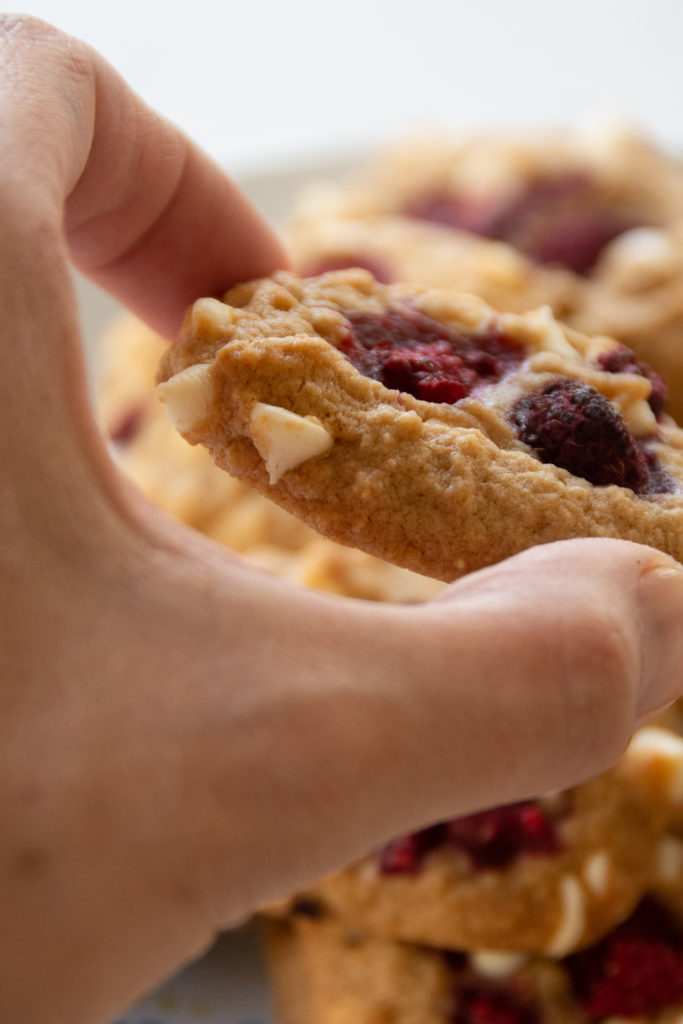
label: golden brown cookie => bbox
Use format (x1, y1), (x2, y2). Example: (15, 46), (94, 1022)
(157, 269), (683, 582)
(264, 895), (683, 1024)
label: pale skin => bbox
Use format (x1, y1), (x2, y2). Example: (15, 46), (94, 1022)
(2, 14), (683, 1024)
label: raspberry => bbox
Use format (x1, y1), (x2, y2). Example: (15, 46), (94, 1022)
(378, 826), (444, 874)
(378, 801), (559, 874)
(404, 192), (508, 238)
(445, 801), (559, 870)
(598, 343), (668, 418)
(340, 307), (524, 404)
(510, 378), (652, 492)
(566, 898), (683, 1019)
(406, 172), (638, 274)
(454, 983), (537, 1024)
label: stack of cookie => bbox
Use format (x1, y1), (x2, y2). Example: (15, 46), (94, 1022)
(99, 124), (683, 1024)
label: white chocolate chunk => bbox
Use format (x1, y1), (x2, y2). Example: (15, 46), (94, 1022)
(657, 836), (683, 882)
(157, 363), (214, 432)
(583, 850), (611, 895)
(190, 296), (237, 333)
(545, 875), (586, 956)
(627, 727), (683, 804)
(620, 396), (657, 438)
(604, 228), (677, 274)
(250, 402), (333, 485)
(470, 950), (528, 980)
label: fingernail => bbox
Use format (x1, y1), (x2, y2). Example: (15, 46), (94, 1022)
(637, 561), (683, 717)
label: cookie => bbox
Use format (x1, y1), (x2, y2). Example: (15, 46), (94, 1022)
(289, 127), (683, 421)
(269, 728), (683, 957)
(157, 268), (683, 582)
(264, 895), (683, 1024)
(291, 126), (683, 275)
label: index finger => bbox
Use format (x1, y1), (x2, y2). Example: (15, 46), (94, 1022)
(0, 15), (287, 336)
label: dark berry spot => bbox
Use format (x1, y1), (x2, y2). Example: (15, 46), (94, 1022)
(301, 254), (394, 284)
(510, 378), (655, 493)
(290, 896), (325, 919)
(405, 192), (510, 238)
(340, 307), (524, 404)
(444, 801), (559, 870)
(566, 898), (683, 1019)
(598, 343), (668, 418)
(406, 172), (641, 275)
(378, 826), (444, 874)
(108, 404), (145, 445)
(378, 800), (561, 875)
(453, 982), (538, 1024)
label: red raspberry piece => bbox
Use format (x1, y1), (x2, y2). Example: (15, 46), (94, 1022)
(445, 801), (559, 870)
(567, 898), (683, 1019)
(378, 801), (559, 874)
(378, 825), (444, 874)
(340, 307), (524, 403)
(584, 939), (683, 1018)
(454, 983), (537, 1024)
(598, 342), (668, 418)
(406, 172), (640, 275)
(510, 378), (654, 493)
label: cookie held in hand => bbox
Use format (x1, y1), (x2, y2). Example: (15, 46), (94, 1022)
(157, 269), (683, 581)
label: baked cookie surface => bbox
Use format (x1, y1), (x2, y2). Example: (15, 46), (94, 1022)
(158, 269), (683, 582)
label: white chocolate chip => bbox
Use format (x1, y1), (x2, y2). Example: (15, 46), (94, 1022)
(627, 727), (683, 804)
(620, 396), (657, 438)
(545, 875), (586, 956)
(657, 836), (683, 882)
(250, 402), (333, 485)
(583, 851), (611, 895)
(470, 950), (528, 980)
(190, 296), (236, 333)
(603, 228), (677, 275)
(157, 363), (214, 432)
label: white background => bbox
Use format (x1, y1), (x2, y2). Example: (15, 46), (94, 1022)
(15, 0), (683, 174)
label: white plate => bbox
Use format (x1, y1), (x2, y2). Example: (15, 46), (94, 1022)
(78, 151), (360, 1024)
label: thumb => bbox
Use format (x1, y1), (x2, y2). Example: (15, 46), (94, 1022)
(382, 538), (683, 826)
(171, 536), (683, 920)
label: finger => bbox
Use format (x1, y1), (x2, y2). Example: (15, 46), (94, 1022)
(123, 534), (683, 919)
(0, 15), (286, 337)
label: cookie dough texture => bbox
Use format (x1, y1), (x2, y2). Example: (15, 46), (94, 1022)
(157, 268), (683, 582)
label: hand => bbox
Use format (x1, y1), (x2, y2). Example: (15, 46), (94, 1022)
(2, 16), (682, 1024)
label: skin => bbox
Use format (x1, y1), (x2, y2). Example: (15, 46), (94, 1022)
(1, 14), (683, 1024)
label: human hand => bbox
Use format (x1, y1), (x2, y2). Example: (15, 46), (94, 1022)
(2, 15), (683, 1024)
